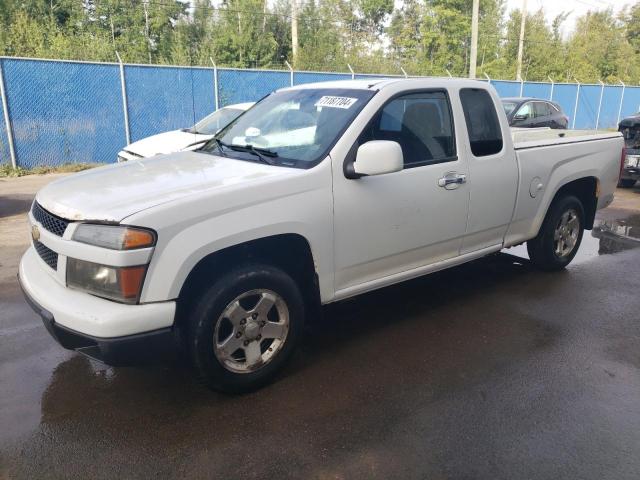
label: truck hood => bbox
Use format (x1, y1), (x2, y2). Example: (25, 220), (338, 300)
(123, 130), (212, 157)
(36, 151), (298, 222)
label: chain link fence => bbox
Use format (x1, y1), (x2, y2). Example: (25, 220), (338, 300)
(2, 56), (640, 169)
(0, 109), (9, 166)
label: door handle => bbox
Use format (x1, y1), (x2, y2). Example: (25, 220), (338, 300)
(438, 173), (466, 189)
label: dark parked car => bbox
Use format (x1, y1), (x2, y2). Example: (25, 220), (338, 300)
(501, 97), (569, 129)
(618, 113), (640, 188)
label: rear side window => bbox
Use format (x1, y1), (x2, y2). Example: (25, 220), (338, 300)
(459, 88), (503, 157)
(534, 102), (550, 117)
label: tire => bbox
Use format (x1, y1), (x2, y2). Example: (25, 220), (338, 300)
(186, 263), (304, 393)
(527, 195), (585, 271)
(618, 179), (637, 188)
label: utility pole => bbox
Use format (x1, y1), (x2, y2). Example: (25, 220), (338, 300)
(516, 0), (527, 81)
(291, 0), (298, 67)
(469, 0), (480, 78)
(143, 0), (152, 64)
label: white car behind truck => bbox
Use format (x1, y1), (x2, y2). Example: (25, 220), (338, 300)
(117, 102), (253, 162)
(19, 78), (624, 392)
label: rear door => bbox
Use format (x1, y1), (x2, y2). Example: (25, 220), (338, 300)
(546, 102), (566, 128)
(533, 102), (552, 127)
(458, 88), (519, 254)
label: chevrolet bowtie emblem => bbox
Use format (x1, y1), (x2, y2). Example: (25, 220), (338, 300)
(31, 224), (40, 242)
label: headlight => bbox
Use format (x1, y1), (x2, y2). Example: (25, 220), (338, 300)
(69, 224), (155, 303)
(625, 155), (640, 167)
(67, 259), (147, 304)
(73, 224), (155, 250)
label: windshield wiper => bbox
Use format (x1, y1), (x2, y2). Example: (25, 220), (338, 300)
(227, 143), (278, 165)
(183, 138), (210, 150)
(210, 138), (228, 157)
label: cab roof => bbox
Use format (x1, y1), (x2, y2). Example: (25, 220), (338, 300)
(278, 77), (491, 92)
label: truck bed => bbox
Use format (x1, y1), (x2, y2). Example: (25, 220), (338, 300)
(512, 128), (621, 150)
(505, 128), (623, 249)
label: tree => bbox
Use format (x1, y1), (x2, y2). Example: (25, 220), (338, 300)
(1, 0), (640, 83)
(566, 9), (635, 82)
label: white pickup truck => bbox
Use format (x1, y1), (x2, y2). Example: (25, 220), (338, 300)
(19, 78), (624, 392)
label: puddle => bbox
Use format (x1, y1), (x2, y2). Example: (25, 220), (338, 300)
(505, 214), (640, 265)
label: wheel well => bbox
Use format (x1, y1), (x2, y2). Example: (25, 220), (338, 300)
(551, 177), (598, 229)
(176, 234), (321, 328)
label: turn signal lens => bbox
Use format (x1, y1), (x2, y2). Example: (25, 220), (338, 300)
(119, 266), (147, 300)
(122, 229), (155, 249)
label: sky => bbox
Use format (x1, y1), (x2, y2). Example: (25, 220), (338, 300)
(505, 0), (628, 37)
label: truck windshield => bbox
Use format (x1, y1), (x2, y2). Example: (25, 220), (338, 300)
(202, 88), (375, 167)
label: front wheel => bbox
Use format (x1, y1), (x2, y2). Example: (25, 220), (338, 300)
(186, 264), (304, 393)
(527, 195), (585, 271)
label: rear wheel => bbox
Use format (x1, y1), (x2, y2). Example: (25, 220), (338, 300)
(186, 264), (304, 393)
(618, 179), (637, 188)
(527, 195), (585, 271)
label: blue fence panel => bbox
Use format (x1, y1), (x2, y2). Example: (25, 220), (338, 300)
(2, 58), (124, 167)
(598, 86), (623, 129)
(126, 65), (214, 142)
(294, 71), (351, 85)
(218, 69), (289, 107)
(574, 84), (600, 129)
(0, 63), (9, 165)
(620, 86), (640, 121)
(491, 80), (520, 98)
(8, 57), (640, 169)
(522, 82), (552, 100)
(551, 84), (578, 126)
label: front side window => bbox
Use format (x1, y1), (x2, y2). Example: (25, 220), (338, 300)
(201, 88), (375, 168)
(359, 91), (456, 167)
(516, 103), (533, 119)
(459, 88), (503, 157)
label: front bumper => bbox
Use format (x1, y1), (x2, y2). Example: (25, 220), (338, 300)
(20, 278), (176, 365)
(621, 167), (640, 181)
(19, 247), (177, 365)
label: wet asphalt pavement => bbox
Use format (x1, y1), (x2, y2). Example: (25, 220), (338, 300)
(1, 177), (640, 479)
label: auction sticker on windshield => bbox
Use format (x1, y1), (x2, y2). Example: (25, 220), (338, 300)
(315, 96), (358, 109)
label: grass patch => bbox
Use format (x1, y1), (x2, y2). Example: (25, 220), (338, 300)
(0, 163), (100, 178)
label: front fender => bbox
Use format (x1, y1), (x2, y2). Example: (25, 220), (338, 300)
(125, 164), (334, 304)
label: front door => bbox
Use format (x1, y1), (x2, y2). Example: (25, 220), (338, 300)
(332, 90), (470, 293)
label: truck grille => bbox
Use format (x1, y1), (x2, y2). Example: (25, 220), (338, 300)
(34, 240), (58, 270)
(31, 202), (70, 237)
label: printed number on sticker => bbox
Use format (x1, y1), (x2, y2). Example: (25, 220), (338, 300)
(315, 96), (358, 109)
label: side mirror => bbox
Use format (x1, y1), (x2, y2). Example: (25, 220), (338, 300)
(352, 140), (403, 177)
(514, 114), (527, 121)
